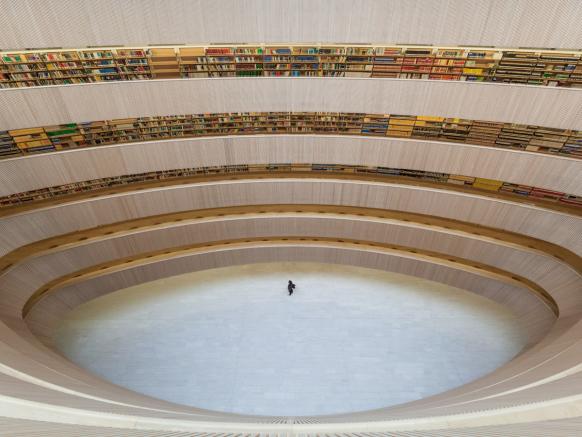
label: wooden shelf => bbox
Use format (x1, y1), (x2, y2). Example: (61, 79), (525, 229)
(1, 44), (582, 88)
(1, 161), (580, 209)
(3, 111), (581, 157)
(1, 109), (581, 168)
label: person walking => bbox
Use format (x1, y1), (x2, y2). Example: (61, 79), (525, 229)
(287, 280), (296, 296)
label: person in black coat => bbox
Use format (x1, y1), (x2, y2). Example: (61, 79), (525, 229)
(287, 280), (296, 296)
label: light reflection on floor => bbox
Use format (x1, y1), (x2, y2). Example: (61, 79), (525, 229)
(54, 262), (527, 416)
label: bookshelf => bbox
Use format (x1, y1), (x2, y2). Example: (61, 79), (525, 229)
(0, 131), (18, 156)
(2, 52), (50, 87)
(411, 116), (444, 139)
(362, 114), (388, 135)
(2, 44), (582, 88)
(148, 48), (180, 79)
(115, 49), (152, 80)
(372, 47), (403, 78)
(387, 116), (415, 137)
(81, 49), (122, 82)
(8, 127), (54, 153)
(466, 120), (504, 146)
(264, 47), (292, 77)
(431, 49), (465, 81)
(1, 111), (581, 160)
(290, 46), (319, 77)
(44, 124), (86, 150)
(179, 47), (208, 78)
(345, 46), (374, 77)
(320, 47), (346, 77)
(400, 47), (433, 79)
(43, 51), (88, 85)
(2, 162), (580, 209)
(534, 53), (578, 86)
(235, 46), (263, 77)
(206, 47), (236, 77)
(493, 51), (539, 84)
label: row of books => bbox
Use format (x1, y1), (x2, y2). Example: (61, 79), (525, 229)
(1, 112), (580, 159)
(2, 45), (582, 87)
(2, 163), (580, 209)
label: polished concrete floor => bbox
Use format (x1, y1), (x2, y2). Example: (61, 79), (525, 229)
(54, 262), (528, 416)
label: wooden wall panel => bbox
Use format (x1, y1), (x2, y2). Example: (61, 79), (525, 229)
(2, 78), (582, 131)
(1, 136), (581, 197)
(0, 245), (580, 427)
(0, 370), (194, 418)
(1, 214), (574, 317)
(1, 0), (582, 433)
(0, 212), (576, 418)
(1, 180), (580, 256)
(0, 212), (578, 417)
(26, 244), (554, 349)
(0, 319), (227, 415)
(20, 243), (559, 425)
(0, 414), (581, 437)
(1, 0), (581, 49)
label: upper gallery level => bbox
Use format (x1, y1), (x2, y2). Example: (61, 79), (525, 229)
(3, 44), (582, 89)
(1, 0), (582, 49)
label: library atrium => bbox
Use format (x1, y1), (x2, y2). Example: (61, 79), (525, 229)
(0, 0), (581, 435)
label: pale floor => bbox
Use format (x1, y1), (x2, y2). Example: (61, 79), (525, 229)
(53, 262), (528, 416)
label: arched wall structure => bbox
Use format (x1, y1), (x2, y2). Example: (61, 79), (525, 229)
(1, 1), (582, 435)
(2, 79), (582, 131)
(1, 0), (582, 49)
(1, 135), (581, 197)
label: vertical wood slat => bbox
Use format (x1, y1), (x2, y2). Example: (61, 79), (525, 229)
(0, 136), (581, 197)
(0, 0), (581, 49)
(2, 79), (582, 131)
(1, 180), (580, 257)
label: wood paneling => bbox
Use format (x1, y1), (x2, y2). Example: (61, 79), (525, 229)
(0, 218), (580, 437)
(0, 213), (571, 318)
(1, 136), (581, 197)
(19, 234), (557, 316)
(0, 209), (571, 410)
(1, 0), (581, 49)
(0, 209), (580, 430)
(2, 79), (582, 131)
(1, 180), (580, 257)
(1, 0), (582, 433)
(0, 415), (581, 437)
(25, 241), (554, 350)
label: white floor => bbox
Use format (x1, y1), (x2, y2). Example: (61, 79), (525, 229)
(53, 262), (528, 416)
